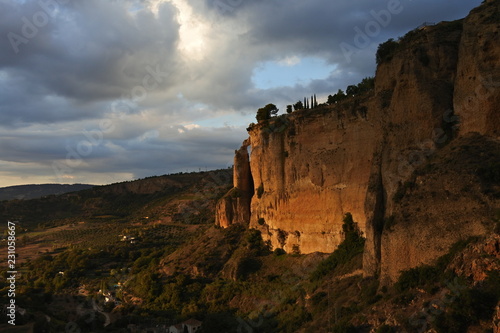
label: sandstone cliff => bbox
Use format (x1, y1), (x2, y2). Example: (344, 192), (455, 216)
(454, 1), (500, 137)
(216, 139), (253, 228)
(373, 1), (500, 283)
(216, 1), (500, 284)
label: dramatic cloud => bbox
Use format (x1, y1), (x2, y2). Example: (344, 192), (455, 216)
(0, 0), (482, 186)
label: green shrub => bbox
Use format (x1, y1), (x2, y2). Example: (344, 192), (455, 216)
(494, 209), (500, 234)
(244, 229), (269, 255)
(395, 265), (439, 292)
(274, 248), (286, 256)
(357, 77), (375, 93)
(360, 278), (380, 305)
(228, 188), (242, 198)
(256, 103), (278, 122)
(435, 236), (480, 271)
(311, 291), (327, 306)
(379, 89), (393, 108)
(236, 257), (262, 280)
(276, 229), (288, 248)
(393, 181), (415, 203)
(399, 28), (420, 43)
(396, 237), (481, 293)
(332, 320), (358, 333)
(433, 284), (499, 333)
(201, 312), (239, 332)
(376, 39), (399, 64)
(437, 19), (463, 34)
(415, 46), (430, 66)
(256, 183), (264, 199)
(393, 291), (415, 305)
(376, 324), (396, 333)
(276, 306), (312, 332)
(384, 216), (396, 231)
(311, 213), (365, 281)
(477, 162), (500, 183)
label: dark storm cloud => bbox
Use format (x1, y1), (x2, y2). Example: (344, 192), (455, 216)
(0, 0), (180, 126)
(0, 0), (481, 121)
(183, 0), (481, 110)
(232, 0), (481, 67)
(0, 0), (483, 186)
(221, 0), (479, 51)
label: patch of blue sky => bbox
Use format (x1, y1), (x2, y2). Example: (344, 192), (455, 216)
(193, 113), (254, 129)
(252, 56), (336, 90)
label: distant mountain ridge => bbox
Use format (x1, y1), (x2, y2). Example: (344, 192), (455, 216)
(0, 184), (95, 201)
(0, 170), (232, 228)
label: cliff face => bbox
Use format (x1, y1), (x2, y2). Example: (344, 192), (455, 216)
(378, 134), (500, 283)
(216, 1), (500, 283)
(247, 101), (380, 254)
(216, 140), (253, 228)
(373, 1), (500, 283)
(454, 1), (500, 137)
(363, 18), (464, 277)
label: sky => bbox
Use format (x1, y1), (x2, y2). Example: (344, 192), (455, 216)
(0, 0), (482, 187)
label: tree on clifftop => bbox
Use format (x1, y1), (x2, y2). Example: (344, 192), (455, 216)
(376, 38), (399, 64)
(293, 100), (303, 111)
(256, 103), (279, 122)
(346, 84), (359, 97)
(327, 89), (347, 104)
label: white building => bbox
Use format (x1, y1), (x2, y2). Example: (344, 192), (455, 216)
(183, 318), (202, 333)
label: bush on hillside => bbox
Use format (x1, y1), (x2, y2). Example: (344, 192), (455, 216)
(311, 213), (365, 281)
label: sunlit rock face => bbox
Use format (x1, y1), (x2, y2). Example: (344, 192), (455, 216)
(217, 0), (500, 283)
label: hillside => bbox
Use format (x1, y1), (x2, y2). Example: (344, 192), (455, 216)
(6, 212), (498, 332)
(0, 170), (232, 229)
(0, 184), (95, 201)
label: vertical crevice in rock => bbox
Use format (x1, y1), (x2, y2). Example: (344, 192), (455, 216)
(363, 151), (386, 277)
(234, 138), (253, 196)
(278, 131), (286, 197)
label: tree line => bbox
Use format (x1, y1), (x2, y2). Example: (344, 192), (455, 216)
(255, 76), (374, 122)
